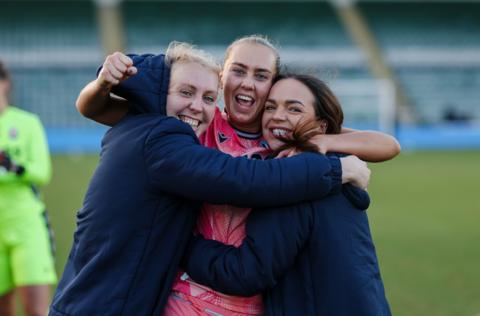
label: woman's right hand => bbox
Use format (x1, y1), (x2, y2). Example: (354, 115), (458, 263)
(96, 52), (138, 90)
(340, 155), (370, 190)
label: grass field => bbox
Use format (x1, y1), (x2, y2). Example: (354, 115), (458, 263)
(41, 151), (480, 316)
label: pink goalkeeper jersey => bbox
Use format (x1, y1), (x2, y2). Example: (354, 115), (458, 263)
(168, 108), (270, 315)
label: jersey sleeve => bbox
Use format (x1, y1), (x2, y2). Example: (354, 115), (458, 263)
(20, 115), (52, 186)
(144, 119), (342, 207)
(182, 202), (314, 296)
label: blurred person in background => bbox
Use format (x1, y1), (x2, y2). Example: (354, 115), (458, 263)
(0, 60), (55, 316)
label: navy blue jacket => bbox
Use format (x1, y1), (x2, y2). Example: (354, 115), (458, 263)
(50, 55), (343, 316)
(184, 182), (391, 316)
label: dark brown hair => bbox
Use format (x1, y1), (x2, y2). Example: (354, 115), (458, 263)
(271, 73), (344, 155)
(0, 60), (10, 81)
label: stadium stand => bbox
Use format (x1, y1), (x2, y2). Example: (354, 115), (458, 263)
(1, 0), (479, 151)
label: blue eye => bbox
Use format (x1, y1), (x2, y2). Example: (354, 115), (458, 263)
(180, 90), (193, 97)
(256, 73), (268, 81)
(232, 68), (245, 75)
(203, 95), (216, 104)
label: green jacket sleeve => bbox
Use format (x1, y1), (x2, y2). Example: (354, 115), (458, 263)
(19, 115), (52, 186)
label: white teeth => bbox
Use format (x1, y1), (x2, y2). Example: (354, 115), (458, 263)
(272, 129), (288, 137)
(237, 95), (254, 102)
(179, 116), (200, 129)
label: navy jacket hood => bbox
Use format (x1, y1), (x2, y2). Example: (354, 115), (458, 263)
(98, 54), (170, 115)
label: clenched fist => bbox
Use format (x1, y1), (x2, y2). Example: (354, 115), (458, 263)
(97, 52), (138, 90)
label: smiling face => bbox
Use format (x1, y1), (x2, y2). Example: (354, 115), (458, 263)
(166, 61), (219, 136)
(221, 42), (277, 133)
(262, 78), (318, 150)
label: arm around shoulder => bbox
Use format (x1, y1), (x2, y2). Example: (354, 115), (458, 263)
(144, 121), (342, 207)
(184, 203), (314, 296)
(313, 128), (401, 162)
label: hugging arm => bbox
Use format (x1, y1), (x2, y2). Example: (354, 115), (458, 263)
(75, 79), (129, 126)
(183, 203), (314, 296)
(144, 121), (342, 207)
(312, 128), (401, 162)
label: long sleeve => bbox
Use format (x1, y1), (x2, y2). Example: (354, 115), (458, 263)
(144, 118), (342, 207)
(183, 202), (315, 296)
(20, 115), (52, 185)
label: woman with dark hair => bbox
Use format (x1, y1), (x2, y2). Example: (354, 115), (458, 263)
(182, 73), (392, 316)
(265, 73), (345, 155)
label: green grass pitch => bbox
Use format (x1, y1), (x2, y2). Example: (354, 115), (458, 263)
(42, 151), (480, 316)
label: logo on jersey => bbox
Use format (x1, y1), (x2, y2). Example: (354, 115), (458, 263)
(218, 132), (229, 144)
(260, 140), (270, 149)
(8, 128), (18, 139)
